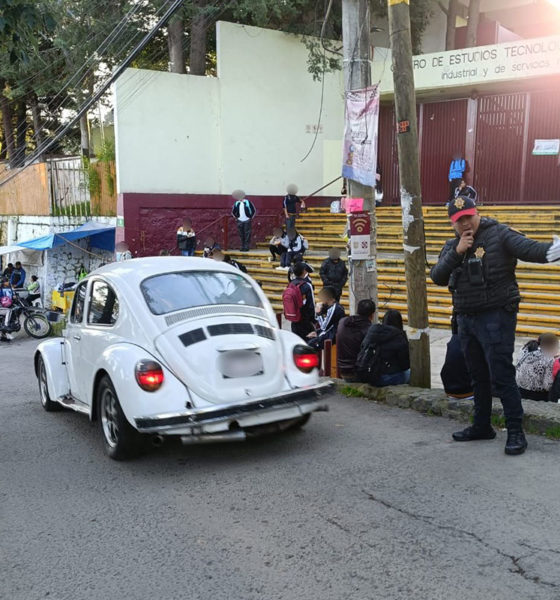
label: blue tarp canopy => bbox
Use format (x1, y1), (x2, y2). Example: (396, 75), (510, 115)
(18, 221), (115, 252)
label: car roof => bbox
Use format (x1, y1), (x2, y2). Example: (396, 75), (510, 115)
(90, 257), (242, 287)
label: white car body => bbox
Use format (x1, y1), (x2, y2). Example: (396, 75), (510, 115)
(35, 257), (332, 453)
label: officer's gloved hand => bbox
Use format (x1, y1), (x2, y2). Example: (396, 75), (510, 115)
(546, 235), (560, 263)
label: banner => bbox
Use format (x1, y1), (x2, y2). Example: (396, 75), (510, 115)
(342, 85), (380, 187)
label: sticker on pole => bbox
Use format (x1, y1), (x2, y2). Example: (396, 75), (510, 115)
(349, 212), (371, 260)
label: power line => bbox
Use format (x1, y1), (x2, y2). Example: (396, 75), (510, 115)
(8, 2), (162, 149)
(0, 0), (187, 189)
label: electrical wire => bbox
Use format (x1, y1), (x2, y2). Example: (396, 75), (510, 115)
(0, 0), (187, 189)
(299, 0), (334, 163)
(2, 0), (158, 157)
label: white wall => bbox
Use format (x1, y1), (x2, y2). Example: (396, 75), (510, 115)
(114, 22), (345, 198)
(114, 69), (220, 195)
(216, 23), (345, 198)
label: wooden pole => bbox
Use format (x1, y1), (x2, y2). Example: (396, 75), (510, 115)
(387, 0), (431, 388)
(341, 0), (378, 315)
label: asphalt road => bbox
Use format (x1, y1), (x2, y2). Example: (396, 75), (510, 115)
(2, 337), (560, 600)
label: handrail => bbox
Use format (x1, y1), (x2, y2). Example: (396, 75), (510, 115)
(167, 210), (284, 255)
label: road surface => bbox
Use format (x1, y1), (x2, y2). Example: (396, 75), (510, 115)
(2, 337), (559, 600)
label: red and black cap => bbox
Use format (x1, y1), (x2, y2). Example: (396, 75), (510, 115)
(448, 196), (477, 223)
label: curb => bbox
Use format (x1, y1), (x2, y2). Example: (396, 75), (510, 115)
(337, 381), (560, 439)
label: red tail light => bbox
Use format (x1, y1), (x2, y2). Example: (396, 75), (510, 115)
(135, 360), (164, 392)
(293, 345), (319, 373)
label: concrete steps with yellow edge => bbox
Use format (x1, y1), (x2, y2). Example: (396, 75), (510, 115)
(262, 206), (560, 256)
(228, 250), (560, 338)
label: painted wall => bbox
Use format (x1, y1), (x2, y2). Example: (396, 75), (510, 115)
(115, 70), (220, 195)
(114, 22), (345, 199)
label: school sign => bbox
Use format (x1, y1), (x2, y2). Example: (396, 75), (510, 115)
(374, 35), (560, 96)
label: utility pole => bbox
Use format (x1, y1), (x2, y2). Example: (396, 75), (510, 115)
(341, 0), (377, 315)
(387, 0), (431, 388)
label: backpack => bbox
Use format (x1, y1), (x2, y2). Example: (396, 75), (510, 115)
(282, 281), (304, 322)
(356, 341), (383, 385)
(1, 295), (13, 308)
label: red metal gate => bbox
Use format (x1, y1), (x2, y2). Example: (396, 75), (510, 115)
(378, 105), (400, 206)
(523, 91), (560, 204)
(420, 99), (468, 205)
(474, 93), (527, 205)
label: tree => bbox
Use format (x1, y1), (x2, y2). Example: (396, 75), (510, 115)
(466, 0), (481, 48)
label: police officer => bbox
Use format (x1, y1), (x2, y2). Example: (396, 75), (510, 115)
(431, 196), (560, 455)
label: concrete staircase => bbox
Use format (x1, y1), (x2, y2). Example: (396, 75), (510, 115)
(228, 205), (560, 337)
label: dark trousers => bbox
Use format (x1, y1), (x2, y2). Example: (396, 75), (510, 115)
(457, 308), (523, 430)
(269, 244), (286, 260)
(236, 220), (252, 251)
(449, 178), (462, 200)
(285, 214), (297, 230)
(291, 319), (315, 341)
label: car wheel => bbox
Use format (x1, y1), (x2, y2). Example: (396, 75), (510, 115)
(37, 355), (61, 412)
(97, 376), (142, 460)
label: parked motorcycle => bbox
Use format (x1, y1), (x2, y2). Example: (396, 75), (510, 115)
(1, 292), (52, 339)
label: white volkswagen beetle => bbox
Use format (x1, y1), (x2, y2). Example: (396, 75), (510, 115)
(35, 257), (333, 460)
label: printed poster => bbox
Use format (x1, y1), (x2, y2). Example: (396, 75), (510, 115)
(342, 85), (380, 187)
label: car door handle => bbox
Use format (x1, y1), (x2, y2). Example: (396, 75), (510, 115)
(73, 335), (81, 341)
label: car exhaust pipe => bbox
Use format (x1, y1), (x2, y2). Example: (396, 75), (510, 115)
(180, 431), (247, 445)
(151, 434), (165, 447)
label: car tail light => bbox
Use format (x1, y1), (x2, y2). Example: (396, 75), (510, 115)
(135, 360), (164, 392)
(293, 345), (319, 374)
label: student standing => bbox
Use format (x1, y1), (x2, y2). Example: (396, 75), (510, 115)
(177, 218), (197, 256)
(283, 261), (315, 340)
(448, 155), (466, 200)
(283, 184), (305, 230)
(231, 190), (256, 252)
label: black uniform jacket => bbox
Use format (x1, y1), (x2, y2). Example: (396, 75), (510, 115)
(430, 218), (551, 314)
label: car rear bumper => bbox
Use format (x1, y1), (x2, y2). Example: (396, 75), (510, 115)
(134, 381), (335, 434)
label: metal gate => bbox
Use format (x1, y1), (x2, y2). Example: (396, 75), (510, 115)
(420, 99), (468, 204)
(523, 91), (560, 204)
(47, 157), (90, 216)
(474, 93), (527, 205)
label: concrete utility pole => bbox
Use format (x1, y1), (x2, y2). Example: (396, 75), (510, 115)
(387, 0), (431, 388)
(342, 0), (377, 315)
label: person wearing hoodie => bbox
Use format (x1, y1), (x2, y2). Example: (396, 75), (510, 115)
(336, 299), (376, 381)
(320, 248), (348, 300)
(358, 309), (410, 386)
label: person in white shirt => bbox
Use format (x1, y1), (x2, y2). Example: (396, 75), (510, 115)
(231, 189), (256, 252)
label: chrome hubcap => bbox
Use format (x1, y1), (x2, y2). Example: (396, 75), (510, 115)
(39, 363), (48, 406)
(101, 390), (119, 448)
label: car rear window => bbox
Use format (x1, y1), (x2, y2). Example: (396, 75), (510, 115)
(141, 270), (263, 316)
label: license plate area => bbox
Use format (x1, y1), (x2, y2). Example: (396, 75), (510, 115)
(218, 350), (264, 379)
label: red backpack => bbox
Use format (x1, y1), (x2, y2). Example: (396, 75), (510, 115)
(282, 281), (305, 322)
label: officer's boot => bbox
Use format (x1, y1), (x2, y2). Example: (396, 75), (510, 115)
(504, 427), (528, 456)
(452, 424), (496, 442)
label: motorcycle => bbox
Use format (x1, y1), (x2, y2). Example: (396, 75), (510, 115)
(0, 292), (52, 339)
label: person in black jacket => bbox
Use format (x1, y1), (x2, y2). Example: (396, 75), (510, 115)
(431, 196), (560, 455)
(231, 190), (256, 252)
(440, 313), (473, 399)
(359, 309), (410, 386)
(337, 299), (376, 381)
(320, 248), (348, 300)
(290, 261), (316, 340)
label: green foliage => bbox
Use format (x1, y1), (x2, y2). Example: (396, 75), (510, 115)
(491, 414), (507, 429)
(545, 426), (560, 440)
(339, 385), (365, 398)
